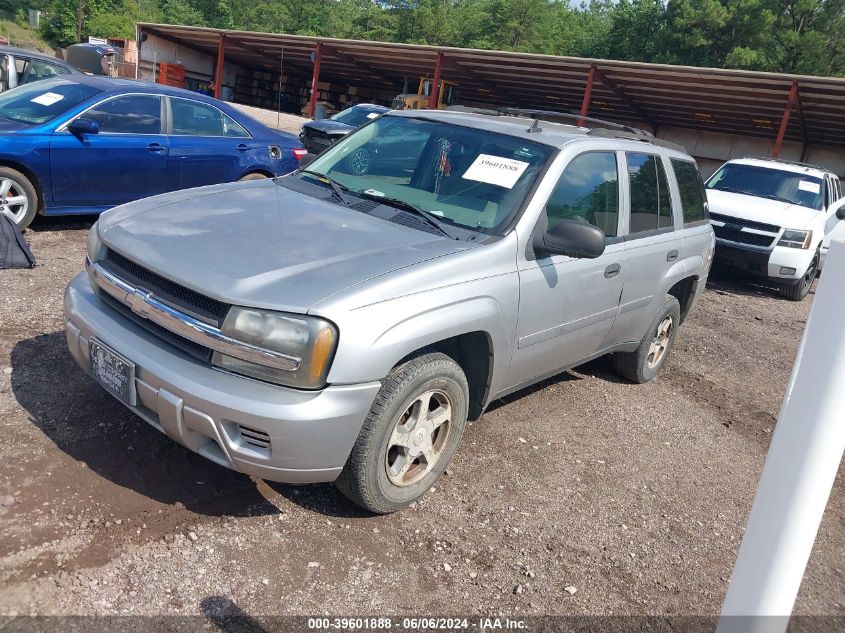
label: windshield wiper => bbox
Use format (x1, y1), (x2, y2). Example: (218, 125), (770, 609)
(356, 191), (457, 239)
(300, 169), (351, 207)
(755, 192), (800, 205)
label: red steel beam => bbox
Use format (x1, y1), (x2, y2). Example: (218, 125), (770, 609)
(578, 64), (596, 127)
(309, 42), (323, 119)
(428, 51), (444, 110)
(214, 33), (226, 99)
(772, 80), (799, 158)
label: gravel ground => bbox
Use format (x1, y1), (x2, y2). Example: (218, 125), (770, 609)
(0, 217), (842, 619)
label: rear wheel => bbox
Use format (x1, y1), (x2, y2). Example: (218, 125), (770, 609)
(0, 167), (38, 230)
(778, 255), (817, 301)
(335, 352), (468, 514)
(612, 295), (681, 384)
(238, 172), (269, 182)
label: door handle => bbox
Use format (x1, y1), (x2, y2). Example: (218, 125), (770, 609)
(236, 144), (251, 152)
(667, 249), (679, 262)
(604, 263), (621, 278)
(147, 143), (167, 153)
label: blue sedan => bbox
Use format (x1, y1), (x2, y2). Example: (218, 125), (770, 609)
(0, 75), (305, 228)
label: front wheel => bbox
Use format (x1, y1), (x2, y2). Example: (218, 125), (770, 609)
(612, 295), (681, 384)
(778, 254), (817, 301)
(0, 167), (38, 230)
(335, 352), (468, 514)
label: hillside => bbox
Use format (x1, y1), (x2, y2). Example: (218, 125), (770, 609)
(0, 20), (54, 53)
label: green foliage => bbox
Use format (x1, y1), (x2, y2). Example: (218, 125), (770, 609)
(31, 0), (845, 77)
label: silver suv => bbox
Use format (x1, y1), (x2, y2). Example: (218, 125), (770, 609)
(64, 109), (715, 513)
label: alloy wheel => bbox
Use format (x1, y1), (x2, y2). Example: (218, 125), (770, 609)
(385, 389), (452, 487)
(646, 315), (674, 369)
(0, 177), (29, 225)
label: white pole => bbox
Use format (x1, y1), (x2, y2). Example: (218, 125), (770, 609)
(717, 239), (845, 633)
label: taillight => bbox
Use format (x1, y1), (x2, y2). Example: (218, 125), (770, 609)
(292, 148), (307, 161)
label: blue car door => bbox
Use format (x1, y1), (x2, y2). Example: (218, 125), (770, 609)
(167, 97), (256, 189)
(49, 94), (169, 208)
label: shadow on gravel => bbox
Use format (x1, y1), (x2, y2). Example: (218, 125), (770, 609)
(706, 263), (817, 301)
(266, 482), (372, 519)
(11, 331), (277, 518)
(27, 214), (99, 233)
(201, 596), (267, 633)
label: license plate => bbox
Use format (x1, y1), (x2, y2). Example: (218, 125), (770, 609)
(89, 339), (136, 406)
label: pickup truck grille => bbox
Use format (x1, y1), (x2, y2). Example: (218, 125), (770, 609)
(709, 213), (780, 248)
(102, 249), (230, 327)
(709, 213), (780, 233)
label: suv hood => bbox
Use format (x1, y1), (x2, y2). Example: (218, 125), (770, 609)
(98, 179), (472, 313)
(707, 189), (820, 230)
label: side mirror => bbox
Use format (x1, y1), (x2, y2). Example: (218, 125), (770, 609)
(835, 199), (845, 221)
(68, 118), (99, 136)
(298, 152), (317, 168)
(534, 218), (606, 259)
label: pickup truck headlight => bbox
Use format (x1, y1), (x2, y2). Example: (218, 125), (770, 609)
(212, 307), (337, 389)
(777, 229), (813, 249)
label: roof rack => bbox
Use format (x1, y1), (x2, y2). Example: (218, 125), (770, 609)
(742, 157), (831, 173)
(494, 107), (686, 152)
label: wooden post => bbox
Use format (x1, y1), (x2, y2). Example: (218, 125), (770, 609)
(772, 81), (798, 158)
(213, 33), (226, 100)
(309, 42), (323, 119)
(578, 64), (596, 127)
(428, 51), (444, 110)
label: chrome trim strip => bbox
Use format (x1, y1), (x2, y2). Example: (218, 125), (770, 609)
(88, 260), (301, 372)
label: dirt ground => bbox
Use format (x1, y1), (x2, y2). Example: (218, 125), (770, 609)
(0, 216), (842, 620)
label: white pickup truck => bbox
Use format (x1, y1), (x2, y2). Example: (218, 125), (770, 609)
(706, 158), (845, 300)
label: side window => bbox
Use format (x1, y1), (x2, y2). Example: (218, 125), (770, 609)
(544, 152), (619, 238)
(85, 95), (163, 134)
(626, 153), (673, 234)
(671, 159), (708, 226)
(24, 59), (65, 82)
(170, 98), (250, 137)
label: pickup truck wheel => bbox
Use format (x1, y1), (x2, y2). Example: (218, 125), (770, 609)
(335, 352), (468, 514)
(612, 295), (681, 384)
(778, 255), (817, 302)
(0, 167), (37, 230)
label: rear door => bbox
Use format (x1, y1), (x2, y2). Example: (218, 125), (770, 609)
(166, 96), (255, 189)
(50, 94), (169, 208)
(605, 151), (684, 346)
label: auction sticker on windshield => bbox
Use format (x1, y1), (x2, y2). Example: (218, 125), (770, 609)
(463, 154), (529, 189)
(798, 180), (821, 194)
(30, 92), (64, 106)
(89, 339), (136, 406)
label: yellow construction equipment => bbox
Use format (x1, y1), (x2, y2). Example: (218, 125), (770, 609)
(392, 77), (457, 110)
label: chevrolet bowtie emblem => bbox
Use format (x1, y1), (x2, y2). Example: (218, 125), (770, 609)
(127, 289), (153, 319)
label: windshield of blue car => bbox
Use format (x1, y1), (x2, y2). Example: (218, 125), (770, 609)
(331, 106), (384, 128)
(0, 79), (102, 125)
(301, 115), (553, 235)
(706, 163), (824, 210)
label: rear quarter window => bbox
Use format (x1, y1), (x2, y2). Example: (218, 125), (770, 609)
(671, 159), (708, 226)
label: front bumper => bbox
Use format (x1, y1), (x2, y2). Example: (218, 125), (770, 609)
(714, 240), (811, 282)
(64, 273), (380, 483)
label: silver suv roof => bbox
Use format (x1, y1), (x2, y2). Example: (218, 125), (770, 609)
(386, 108), (690, 156)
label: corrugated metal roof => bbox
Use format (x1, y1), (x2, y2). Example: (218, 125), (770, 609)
(137, 23), (845, 148)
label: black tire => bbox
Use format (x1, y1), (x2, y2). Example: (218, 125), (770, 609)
(778, 254), (817, 302)
(612, 295), (681, 384)
(0, 166), (38, 230)
(335, 351), (469, 514)
(238, 172), (269, 182)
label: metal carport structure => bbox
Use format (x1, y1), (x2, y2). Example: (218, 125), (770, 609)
(137, 23), (845, 173)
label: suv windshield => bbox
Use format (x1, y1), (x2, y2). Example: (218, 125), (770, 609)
(0, 79), (101, 124)
(332, 106), (384, 127)
(706, 163), (823, 210)
(302, 115), (553, 235)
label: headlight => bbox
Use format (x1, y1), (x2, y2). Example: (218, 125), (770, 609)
(87, 222), (104, 261)
(777, 229), (813, 249)
(212, 307), (338, 389)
